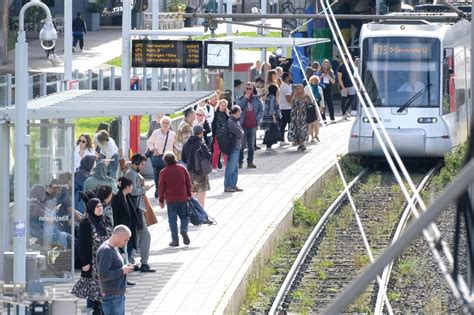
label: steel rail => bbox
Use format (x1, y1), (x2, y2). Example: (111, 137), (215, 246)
(268, 168), (369, 314)
(373, 164), (440, 314)
(182, 13), (462, 22)
(325, 159), (474, 314)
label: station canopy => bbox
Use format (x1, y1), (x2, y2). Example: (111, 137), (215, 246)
(213, 36), (330, 48)
(0, 90), (216, 122)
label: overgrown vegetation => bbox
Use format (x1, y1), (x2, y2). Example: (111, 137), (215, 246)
(240, 157), (362, 313)
(432, 142), (467, 190)
(74, 116), (150, 138)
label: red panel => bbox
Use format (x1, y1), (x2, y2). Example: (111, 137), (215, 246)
(129, 115), (142, 156)
(234, 63), (252, 72)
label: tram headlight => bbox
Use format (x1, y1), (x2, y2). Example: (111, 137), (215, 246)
(362, 117), (379, 123)
(417, 117), (438, 124)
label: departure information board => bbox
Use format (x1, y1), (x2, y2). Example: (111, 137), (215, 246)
(132, 40), (203, 69)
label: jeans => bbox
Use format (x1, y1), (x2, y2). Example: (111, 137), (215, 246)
(153, 165), (165, 198)
(101, 295), (125, 315)
(280, 109), (291, 141)
(239, 127), (256, 164)
(322, 85), (335, 121)
(106, 154), (120, 179)
(130, 211), (151, 265)
(212, 139), (227, 169)
(225, 149), (240, 189)
(167, 202), (189, 242)
(72, 34), (84, 49)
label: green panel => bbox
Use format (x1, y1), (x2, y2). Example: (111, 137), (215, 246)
(312, 28), (332, 62)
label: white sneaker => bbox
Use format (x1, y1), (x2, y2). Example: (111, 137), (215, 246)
(212, 169), (217, 173)
(266, 148), (276, 154)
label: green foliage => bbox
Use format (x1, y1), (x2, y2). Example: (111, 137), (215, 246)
(339, 155), (364, 179)
(168, 0), (187, 12)
(293, 200), (320, 227)
(388, 291), (401, 302)
(397, 257), (423, 282)
(432, 142), (467, 190)
(74, 116), (150, 139)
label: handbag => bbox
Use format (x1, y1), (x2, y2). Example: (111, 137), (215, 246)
(143, 195), (158, 226)
(151, 131), (169, 169)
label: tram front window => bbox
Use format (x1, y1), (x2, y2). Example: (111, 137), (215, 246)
(362, 37), (440, 108)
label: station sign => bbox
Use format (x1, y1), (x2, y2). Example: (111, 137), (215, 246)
(132, 39), (203, 69)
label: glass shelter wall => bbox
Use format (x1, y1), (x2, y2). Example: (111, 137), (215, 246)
(8, 122), (75, 282)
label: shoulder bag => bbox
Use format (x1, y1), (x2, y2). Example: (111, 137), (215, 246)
(151, 131), (169, 169)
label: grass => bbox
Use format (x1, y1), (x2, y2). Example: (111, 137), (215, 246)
(74, 115), (150, 139)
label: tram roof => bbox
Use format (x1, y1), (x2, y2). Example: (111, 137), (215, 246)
(0, 90), (216, 122)
(213, 36), (330, 48)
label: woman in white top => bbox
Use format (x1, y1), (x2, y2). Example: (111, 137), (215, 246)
(74, 134), (96, 171)
(147, 116), (176, 198)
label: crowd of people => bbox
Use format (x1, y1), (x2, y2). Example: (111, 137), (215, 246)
(26, 54), (358, 314)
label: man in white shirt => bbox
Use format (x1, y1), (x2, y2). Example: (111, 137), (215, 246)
(279, 72), (293, 145)
(398, 72), (425, 93)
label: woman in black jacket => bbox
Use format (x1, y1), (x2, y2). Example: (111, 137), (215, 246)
(71, 198), (112, 314)
(211, 99), (230, 171)
(111, 177), (139, 260)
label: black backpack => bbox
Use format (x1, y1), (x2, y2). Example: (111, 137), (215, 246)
(193, 145), (212, 176)
(216, 124), (234, 155)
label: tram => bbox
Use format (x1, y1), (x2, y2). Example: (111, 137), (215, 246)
(348, 16), (471, 158)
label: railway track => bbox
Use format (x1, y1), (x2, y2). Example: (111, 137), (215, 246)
(269, 164), (438, 314)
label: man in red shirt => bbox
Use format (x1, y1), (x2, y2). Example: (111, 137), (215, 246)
(158, 152), (192, 247)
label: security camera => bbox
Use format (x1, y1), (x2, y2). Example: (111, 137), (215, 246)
(251, 7), (261, 14)
(39, 18), (57, 50)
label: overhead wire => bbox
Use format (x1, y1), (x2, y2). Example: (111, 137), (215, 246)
(320, 0), (472, 309)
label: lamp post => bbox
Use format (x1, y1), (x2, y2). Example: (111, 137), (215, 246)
(14, 0), (56, 303)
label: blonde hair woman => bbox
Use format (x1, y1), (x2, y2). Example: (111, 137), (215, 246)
(319, 59), (336, 123)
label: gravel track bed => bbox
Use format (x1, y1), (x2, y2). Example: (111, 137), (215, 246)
(286, 172), (422, 313)
(387, 197), (467, 313)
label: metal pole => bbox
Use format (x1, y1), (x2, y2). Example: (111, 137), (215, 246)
(6, 73), (12, 106)
(40, 73), (47, 97)
(182, 12), (462, 22)
(260, 0), (267, 63)
(226, 0), (232, 36)
(469, 0), (474, 294)
(186, 69), (192, 91)
(151, 0), (159, 91)
(0, 122), (10, 281)
(64, 0), (73, 81)
(110, 67), (116, 90)
(121, 0), (132, 157)
(325, 159), (474, 314)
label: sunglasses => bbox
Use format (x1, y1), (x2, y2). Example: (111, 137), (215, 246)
(79, 140), (87, 144)
(245, 87), (253, 90)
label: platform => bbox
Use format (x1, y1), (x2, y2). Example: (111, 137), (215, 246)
(49, 118), (353, 314)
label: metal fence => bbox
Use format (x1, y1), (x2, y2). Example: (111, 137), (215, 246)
(0, 66), (213, 107)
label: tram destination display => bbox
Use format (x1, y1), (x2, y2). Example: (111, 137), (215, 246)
(132, 40), (203, 69)
(371, 41), (434, 60)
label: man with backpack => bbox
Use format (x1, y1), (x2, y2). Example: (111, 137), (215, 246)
(182, 125), (212, 208)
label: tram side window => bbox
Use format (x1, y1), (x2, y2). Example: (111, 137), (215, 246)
(443, 48), (454, 115)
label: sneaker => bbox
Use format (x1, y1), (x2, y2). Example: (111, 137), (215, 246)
(255, 145), (261, 151)
(181, 231), (190, 245)
(265, 148), (276, 154)
(212, 169), (217, 173)
(234, 186), (243, 192)
(140, 264), (156, 273)
(133, 265), (140, 272)
(126, 281), (136, 286)
(169, 240), (179, 247)
(247, 163), (257, 169)
(330, 120), (336, 124)
(224, 187), (236, 193)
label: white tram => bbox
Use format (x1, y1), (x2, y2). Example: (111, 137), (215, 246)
(348, 17), (471, 158)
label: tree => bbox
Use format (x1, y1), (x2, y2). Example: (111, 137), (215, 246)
(0, 0), (13, 65)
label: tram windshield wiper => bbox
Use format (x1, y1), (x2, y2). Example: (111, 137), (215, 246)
(397, 83), (433, 113)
